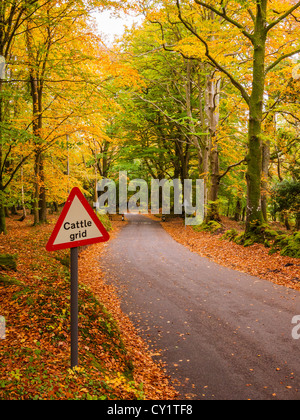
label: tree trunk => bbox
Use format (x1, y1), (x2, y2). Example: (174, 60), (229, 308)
(20, 166), (27, 220)
(27, 21), (47, 225)
(0, 40), (6, 234)
(205, 144), (221, 221)
(0, 76), (6, 234)
(284, 213), (291, 231)
(185, 59), (203, 173)
(204, 71), (221, 222)
(261, 139), (270, 222)
(0, 200), (6, 235)
(234, 198), (242, 222)
(33, 151), (40, 225)
(296, 213), (300, 231)
(261, 112), (273, 222)
(33, 150), (47, 225)
(38, 153), (47, 223)
(245, 4), (267, 233)
(246, 110), (264, 232)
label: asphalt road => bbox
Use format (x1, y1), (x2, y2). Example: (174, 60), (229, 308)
(100, 214), (300, 400)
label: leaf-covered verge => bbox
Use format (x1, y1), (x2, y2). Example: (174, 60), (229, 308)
(193, 220), (300, 258)
(158, 217), (300, 292)
(0, 216), (177, 400)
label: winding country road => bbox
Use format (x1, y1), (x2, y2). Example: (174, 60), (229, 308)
(101, 214), (300, 400)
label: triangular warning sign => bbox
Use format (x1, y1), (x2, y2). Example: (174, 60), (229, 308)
(46, 187), (110, 251)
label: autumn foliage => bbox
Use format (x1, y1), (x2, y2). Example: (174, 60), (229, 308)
(0, 0), (300, 401)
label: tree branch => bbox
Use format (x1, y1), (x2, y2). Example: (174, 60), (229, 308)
(0, 145), (12, 178)
(218, 159), (247, 181)
(265, 47), (300, 74)
(176, 0), (250, 105)
(194, 0), (254, 42)
(3, 154), (32, 191)
(266, 1), (300, 33)
(247, 8), (255, 23)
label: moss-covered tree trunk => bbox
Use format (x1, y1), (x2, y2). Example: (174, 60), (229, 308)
(27, 22), (47, 226)
(0, 199), (6, 235)
(204, 69), (221, 222)
(0, 69), (6, 235)
(33, 149), (47, 225)
(245, 2), (267, 234)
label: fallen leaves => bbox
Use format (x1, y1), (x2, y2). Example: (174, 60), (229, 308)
(0, 215), (178, 400)
(160, 217), (300, 292)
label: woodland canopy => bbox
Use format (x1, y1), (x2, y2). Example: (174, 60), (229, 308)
(0, 0), (299, 241)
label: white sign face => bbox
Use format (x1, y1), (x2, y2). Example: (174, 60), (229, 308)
(53, 196), (103, 246)
(46, 187), (110, 251)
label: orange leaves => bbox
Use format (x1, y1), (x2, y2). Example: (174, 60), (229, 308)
(162, 216), (300, 292)
(0, 215), (177, 400)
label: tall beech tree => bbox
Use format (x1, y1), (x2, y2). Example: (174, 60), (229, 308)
(0, 0), (39, 233)
(176, 0), (300, 235)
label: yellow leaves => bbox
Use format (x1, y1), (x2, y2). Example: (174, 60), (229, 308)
(292, 64), (300, 81)
(67, 366), (85, 377)
(112, 63), (144, 90)
(175, 37), (206, 60)
(104, 371), (131, 390)
(146, 10), (167, 23)
(267, 0), (298, 16)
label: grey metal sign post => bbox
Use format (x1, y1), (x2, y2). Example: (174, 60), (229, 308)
(70, 247), (79, 368)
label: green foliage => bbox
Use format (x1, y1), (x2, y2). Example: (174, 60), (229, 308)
(0, 273), (23, 286)
(230, 223), (299, 258)
(233, 223), (276, 247)
(271, 180), (300, 216)
(222, 229), (239, 241)
(194, 220), (223, 234)
(234, 232), (245, 245)
(96, 213), (112, 232)
(269, 232), (300, 258)
(0, 254), (18, 271)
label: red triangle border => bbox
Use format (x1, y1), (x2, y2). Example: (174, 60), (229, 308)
(46, 187), (110, 251)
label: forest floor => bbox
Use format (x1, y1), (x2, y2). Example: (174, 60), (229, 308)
(154, 215), (300, 292)
(0, 214), (178, 400)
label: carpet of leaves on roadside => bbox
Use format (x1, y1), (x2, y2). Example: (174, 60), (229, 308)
(159, 217), (300, 291)
(0, 215), (178, 400)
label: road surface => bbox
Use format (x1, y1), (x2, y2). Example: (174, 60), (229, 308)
(100, 214), (300, 400)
